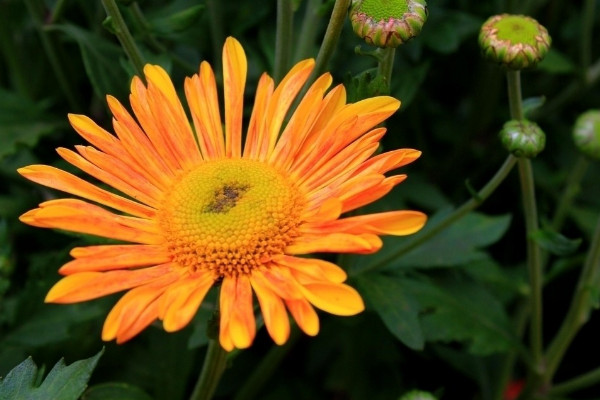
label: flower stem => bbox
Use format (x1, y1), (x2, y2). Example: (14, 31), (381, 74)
(550, 364), (600, 396)
(309, 0), (351, 84)
(377, 47), (396, 93)
(101, 0), (146, 78)
(274, 0), (294, 83)
(506, 69), (544, 382)
(356, 154), (518, 275)
(189, 339), (228, 400)
(545, 214), (600, 382)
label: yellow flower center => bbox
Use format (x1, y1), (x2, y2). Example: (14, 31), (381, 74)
(160, 159), (305, 277)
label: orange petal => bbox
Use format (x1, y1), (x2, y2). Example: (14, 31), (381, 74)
(252, 265), (303, 299)
(243, 73), (274, 158)
(286, 233), (382, 255)
(273, 255), (347, 284)
(269, 73), (333, 170)
(20, 199), (162, 245)
(285, 298), (319, 336)
(67, 113), (124, 158)
(160, 274), (214, 332)
(184, 62), (225, 159)
(340, 175), (407, 213)
(45, 263), (175, 303)
(298, 282), (365, 316)
(102, 274), (176, 341)
(223, 37), (247, 158)
(303, 210), (427, 236)
(250, 273), (290, 345)
(303, 197), (342, 223)
(18, 164), (156, 219)
(60, 244), (170, 274)
(356, 148), (422, 175)
(219, 276), (256, 350)
(260, 59), (315, 160)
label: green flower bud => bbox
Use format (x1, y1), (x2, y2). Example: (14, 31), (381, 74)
(349, 0), (428, 48)
(479, 14), (551, 70)
(573, 110), (600, 160)
(500, 119), (546, 158)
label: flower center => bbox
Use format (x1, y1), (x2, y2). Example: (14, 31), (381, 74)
(160, 159), (305, 277)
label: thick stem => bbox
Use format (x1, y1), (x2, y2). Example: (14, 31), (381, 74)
(377, 47), (396, 93)
(101, 0), (146, 78)
(274, 0), (294, 83)
(550, 365), (600, 397)
(506, 70), (524, 121)
(309, 0), (351, 84)
(545, 215), (600, 381)
(354, 155), (518, 275)
(189, 339), (229, 400)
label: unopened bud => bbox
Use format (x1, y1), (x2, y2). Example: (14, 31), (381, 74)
(349, 0), (427, 48)
(573, 110), (600, 160)
(479, 14), (551, 70)
(500, 119), (546, 158)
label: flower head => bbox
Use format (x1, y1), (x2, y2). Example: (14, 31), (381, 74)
(479, 14), (551, 70)
(19, 37), (426, 350)
(573, 110), (600, 160)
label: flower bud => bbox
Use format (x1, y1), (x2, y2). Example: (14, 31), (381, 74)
(573, 110), (600, 160)
(349, 0), (427, 48)
(500, 119), (546, 158)
(479, 14), (551, 70)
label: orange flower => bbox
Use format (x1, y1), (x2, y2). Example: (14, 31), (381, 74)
(19, 37), (426, 350)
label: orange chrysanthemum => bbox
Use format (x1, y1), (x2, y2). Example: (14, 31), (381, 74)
(19, 37), (426, 350)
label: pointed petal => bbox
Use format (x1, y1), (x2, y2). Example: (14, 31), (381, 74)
(184, 62), (225, 159)
(287, 233), (382, 255)
(18, 164), (156, 219)
(45, 263), (175, 303)
(303, 210), (427, 236)
(273, 255), (347, 284)
(250, 273), (290, 345)
(298, 282), (365, 316)
(219, 276), (256, 350)
(340, 175), (407, 213)
(223, 37), (247, 158)
(20, 199), (162, 244)
(285, 298), (319, 336)
(162, 273), (214, 332)
(356, 148), (422, 175)
(243, 73), (274, 159)
(60, 244), (170, 274)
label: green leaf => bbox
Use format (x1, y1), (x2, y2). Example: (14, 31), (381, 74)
(149, 5), (205, 35)
(345, 69), (389, 102)
(530, 229), (582, 256)
(392, 61), (430, 109)
(355, 274), (424, 350)
(48, 24), (129, 100)
(405, 277), (521, 355)
(0, 89), (64, 160)
(0, 349), (104, 400)
(82, 383), (152, 400)
(349, 211), (512, 275)
(537, 49), (577, 74)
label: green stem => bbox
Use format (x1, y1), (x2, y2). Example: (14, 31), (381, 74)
(274, 0), (294, 83)
(545, 215), (600, 382)
(101, 0), (146, 78)
(309, 0), (351, 84)
(377, 47), (396, 93)
(233, 329), (300, 400)
(293, 0), (321, 62)
(24, 0), (79, 109)
(507, 69), (544, 383)
(354, 155), (518, 275)
(517, 158), (544, 377)
(506, 70), (524, 120)
(551, 156), (590, 231)
(189, 339), (229, 400)
(550, 365), (600, 397)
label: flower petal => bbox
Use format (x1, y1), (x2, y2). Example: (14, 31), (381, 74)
(60, 244), (170, 274)
(303, 210), (427, 236)
(250, 273), (290, 345)
(298, 282), (365, 316)
(219, 276), (256, 350)
(285, 298), (319, 336)
(287, 233), (382, 254)
(273, 255), (347, 283)
(223, 37), (247, 158)
(162, 273), (214, 332)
